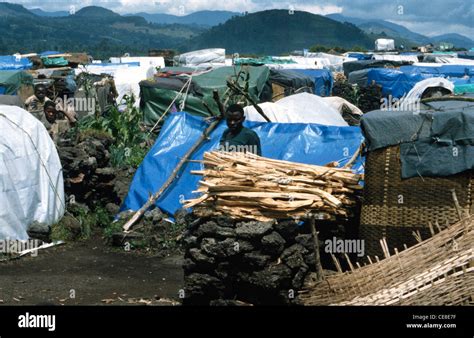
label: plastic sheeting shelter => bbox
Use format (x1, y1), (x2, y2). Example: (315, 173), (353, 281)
(366, 69), (434, 98)
(244, 93), (357, 125)
(0, 70), (33, 95)
(0, 56), (32, 71)
(0, 105), (65, 240)
(291, 69), (333, 96)
(76, 63), (156, 106)
(121, 112), (364, 216)
(375, 39), (395, 51)
(141, 66), (271, 125)
(400, 64), (474, 78)
(174, 49), (225, 67)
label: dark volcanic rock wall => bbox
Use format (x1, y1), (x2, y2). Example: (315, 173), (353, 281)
(182, 215), (318, 305)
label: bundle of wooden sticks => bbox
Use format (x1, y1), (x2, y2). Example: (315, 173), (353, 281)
(182, 151), (362, 221)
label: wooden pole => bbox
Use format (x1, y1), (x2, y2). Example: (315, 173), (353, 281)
(226, 80), (271, 122)
(309, 215), (324, 282)
(122, 117), (222, 232)
(451, 189), (463, 221)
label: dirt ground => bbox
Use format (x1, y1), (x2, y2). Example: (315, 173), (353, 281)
(0, 236), (184, 306)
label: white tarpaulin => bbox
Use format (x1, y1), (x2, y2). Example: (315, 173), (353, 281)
(401, 77), (454, 104)
(305, 53), (356, 72)
(174, 48), (226, 67)
(0, 105), (65, 240)
(76, 64), (155, 106)
(431, 57), (474, 65)
(372, 54), (418, 63)
(109, 56), (165, 69)
(244, 93), (349, 126)
(375, 39), (395, 51)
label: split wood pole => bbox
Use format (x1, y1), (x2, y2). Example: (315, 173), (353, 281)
(309, 214), (324, 282)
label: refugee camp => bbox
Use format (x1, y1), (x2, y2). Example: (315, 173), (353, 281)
(0, 0), (473, 316)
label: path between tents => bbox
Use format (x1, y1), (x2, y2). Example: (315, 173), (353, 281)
(0, 237), (184, 306)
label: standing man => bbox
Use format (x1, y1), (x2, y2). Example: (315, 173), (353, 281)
(219, 103), (262, 156)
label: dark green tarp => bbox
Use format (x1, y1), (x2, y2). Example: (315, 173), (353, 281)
(361, 99), (474, 178)
(141, 66), (271, 125)
(0, 70), (33, 95)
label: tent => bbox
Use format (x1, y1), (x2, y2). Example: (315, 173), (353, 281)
(0, 55), (32, 71)
(361, 99), (474, 178)
(76, 63), (156, 106)
(0, 105), (65, 240)
(141, 66), (271, 125)
(268, 69), (315, 96)
(291, 69), (333, 96)
(343, 59), (409, 77)
(372, 54), (418, 63)
(0, 70), (33, 95)
(121, 111), (364, 216)
(400, 64), (474, 78)
(375, 39), (395, 51)
(366, 69), (434, 98)
(174, 48), (226, 67)
(244, 93), (359, 125)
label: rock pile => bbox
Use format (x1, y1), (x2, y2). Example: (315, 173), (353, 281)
(182, 215), (318, 305)
(57, 132), (133, 208)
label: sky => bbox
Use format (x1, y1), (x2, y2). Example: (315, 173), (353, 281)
(8, 0), (474, 38)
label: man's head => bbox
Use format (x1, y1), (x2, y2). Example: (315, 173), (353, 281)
(225, 104), (245, 132)
(34, 84), (47, 102)
(44, 101), (57, 124)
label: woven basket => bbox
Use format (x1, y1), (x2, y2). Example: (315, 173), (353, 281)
(360, 145), (474, 256)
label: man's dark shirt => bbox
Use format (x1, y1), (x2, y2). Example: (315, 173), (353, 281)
(219, 127), (262, 156)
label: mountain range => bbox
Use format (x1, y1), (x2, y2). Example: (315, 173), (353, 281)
(326, 13), (473, 49)
(0, 2), (472, 58)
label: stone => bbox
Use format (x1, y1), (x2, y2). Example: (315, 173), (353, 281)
(189, 248), (216, 265)
(242, 251), (272, 269)
(197, 221), (235, 238)
(261, 232), (286, 255)
(201, 238), (243, 258)
(235, 221), (273, 239)
(274, 220), (300, 239)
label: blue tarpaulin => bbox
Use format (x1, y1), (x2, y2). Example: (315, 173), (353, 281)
(400, 65), (474, 78)
(0, 56), (32, 70)
(347, 53), (373, 60)
(292, 69), (333, 96)
(367, 68), (434, 98)
(121, 112), (364, 216)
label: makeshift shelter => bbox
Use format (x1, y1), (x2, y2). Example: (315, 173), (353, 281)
(348, 69), (371, 87)
(0, 105), (65, 240)
(268, 69), (314, 99)
(375, 39), (395, 51)
(343, 59), (409, 77)
(76, 63), (155, 107)
(121, 111), (363, 216)
(0, 55), (32, 70)
(174, 49), (226, 67)
(291, 69), (333, 96)
(359, 98), (474, 256)
(244, 93), (360, 125)
(400, 64), (474, 78)
(0, 70), (34, 103)
(372, 54), (418, 63)
(140, 66), (271, 125)
(366, 68), (434, 98)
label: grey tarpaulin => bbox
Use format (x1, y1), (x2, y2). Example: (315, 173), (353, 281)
(361, 99), (474, 178)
